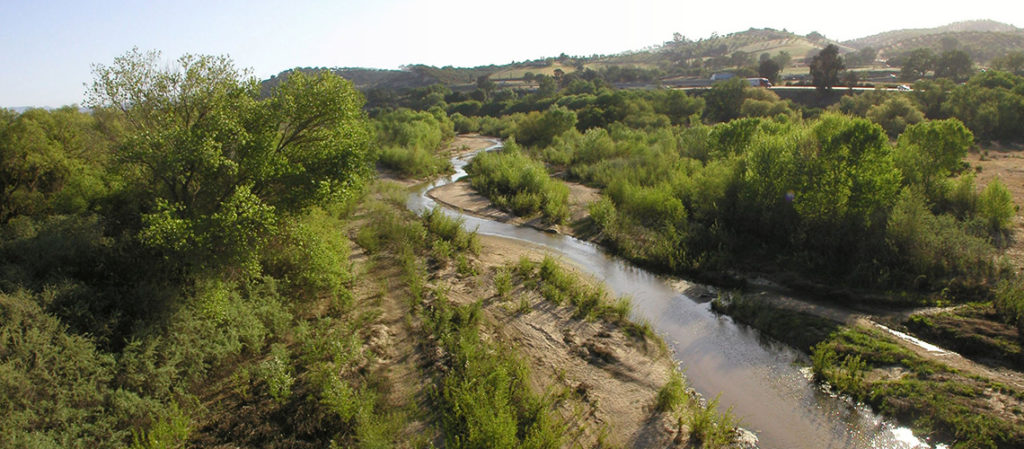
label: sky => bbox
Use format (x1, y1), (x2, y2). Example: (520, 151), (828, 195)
(1, 0), (1021, 108)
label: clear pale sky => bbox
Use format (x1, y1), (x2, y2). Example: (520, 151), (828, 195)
(1, 0), (1020, 108)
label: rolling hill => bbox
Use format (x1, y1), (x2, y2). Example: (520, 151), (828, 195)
(263, 20), (1024, 92)
(843, 20), (1024, 63)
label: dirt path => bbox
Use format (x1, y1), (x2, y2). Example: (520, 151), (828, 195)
(346, 225), (439, 446)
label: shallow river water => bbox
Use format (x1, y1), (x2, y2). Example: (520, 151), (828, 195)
(406, 140), (944, 449)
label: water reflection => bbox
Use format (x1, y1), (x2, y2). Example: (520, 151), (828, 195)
(406, 141), (940, 449)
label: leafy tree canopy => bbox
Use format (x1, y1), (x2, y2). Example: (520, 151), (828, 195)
(810, 44), (845, 92)
(934, 49), (973, 82)
(758, 59), (781, 84)
(87, 48), (373, 272)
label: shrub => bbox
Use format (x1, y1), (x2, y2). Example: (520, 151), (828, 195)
(426, 298), (564, 449)
(514, 106), (578, 148)
(886, 188), (995, 288)
(978, 177), (1016, 235)
(655, 370), (687, 412)
(378, 145), (453, 178)
(376, 108), (456, 179)
(263, 207), (353, 305)
(466, 144), (570, 224)
(866, 95), (924, 137)
(994, 279), (1024, 332)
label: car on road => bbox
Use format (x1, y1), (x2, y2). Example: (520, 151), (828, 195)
(746, 77), (773, 88)
(897, 84), (912, 91)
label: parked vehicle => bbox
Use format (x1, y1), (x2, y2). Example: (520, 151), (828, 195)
(746, 77), (773, 88)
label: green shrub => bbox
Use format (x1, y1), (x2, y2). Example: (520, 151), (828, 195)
(994, 279), (1024, 332)
(688, 396), (737, 448)
(466, 144), (570, 225)
(514, 106), (577, 148)
(494, 268), (513, 299)
(423, 207), (480, 254)
(376, 108), (454, 150)
(0, 291), (152, 448)
(376, 108), (456, 179)
(263, 207), (353, 305)
(655, 370), (687, 412)
(886, 188), (996, 288)
(129, 402), (190, 449)
(426, 298), (564, 449)
(378, 145), (453, 178)
(257, 344), (294, 404)
(867, 95), (924, 137)
(978, 178), (1016, 235)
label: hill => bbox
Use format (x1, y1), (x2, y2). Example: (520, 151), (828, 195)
(262, 20), (1024, 94)
(844, 20), (1024, 63)
(846, 19), (1022, 48)
(262, 67), (441, 93)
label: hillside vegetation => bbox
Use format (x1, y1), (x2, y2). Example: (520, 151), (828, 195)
(845, 20), (1024, 62)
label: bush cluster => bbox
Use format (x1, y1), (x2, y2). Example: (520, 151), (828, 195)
(375, 108), (455, 178)
(466, 141), (570, 225)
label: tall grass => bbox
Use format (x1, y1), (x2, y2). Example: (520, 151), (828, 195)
(810, 326), (1024, 448)
(508, 256), (657, 342)
(655, 368), (740, 448)
(466, 143), (570, 225)
(378, 145), (453, 179)
(424, 296), (565, 449)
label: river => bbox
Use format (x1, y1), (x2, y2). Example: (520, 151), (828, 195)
(406, 139), (944, 449)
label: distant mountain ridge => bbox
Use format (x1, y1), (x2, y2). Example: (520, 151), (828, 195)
(844, 20), (1024, 60)
(262, 19), (1023, 92)
(846, 19), (1022, 49)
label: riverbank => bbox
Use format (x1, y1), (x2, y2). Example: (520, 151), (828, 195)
(444, 233), (682, 447)
(393, 135), (765, 447)
(367, 175), (759, 447)
(428, 134), (1024, 448)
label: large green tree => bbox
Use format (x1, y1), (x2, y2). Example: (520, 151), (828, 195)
(86, 49), (373, 272)
(992, 51), (1024, 76)
(900, 48), (935, 81)
(810, 44), (845, 92)
(758, 58), (781, 84)
(933, 49), (973, 82)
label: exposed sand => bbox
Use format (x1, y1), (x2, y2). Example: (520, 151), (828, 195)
(441, 233), (681, 448)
